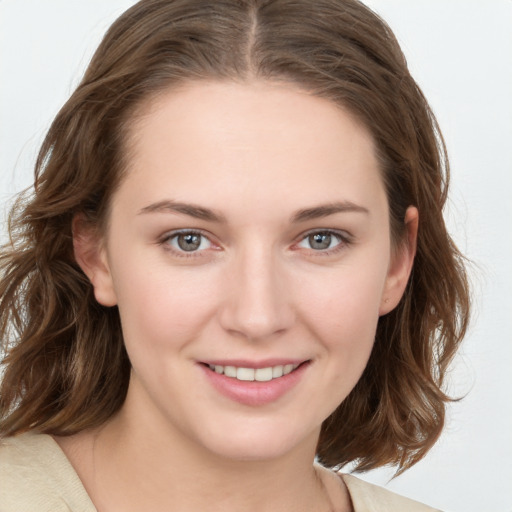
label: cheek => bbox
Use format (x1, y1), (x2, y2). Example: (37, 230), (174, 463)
(294, 258), (388, 382)
(112, 258), (220, 351)
(301, 263), (386, 335)
(309, 278), (382, 406)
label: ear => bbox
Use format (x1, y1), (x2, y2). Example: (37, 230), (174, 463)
(72, 215), (118, 307)
(379, 206), (418, 316)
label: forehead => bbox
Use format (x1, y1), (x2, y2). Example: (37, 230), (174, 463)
(117, 80), (385, 218)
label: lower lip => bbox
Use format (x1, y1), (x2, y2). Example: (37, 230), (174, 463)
(199, 363), (309, 406)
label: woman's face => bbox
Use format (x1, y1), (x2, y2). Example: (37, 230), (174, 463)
(79, 81), (415, 461)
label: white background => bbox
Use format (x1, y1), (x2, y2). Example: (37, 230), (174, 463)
(1, 2), (511, 511)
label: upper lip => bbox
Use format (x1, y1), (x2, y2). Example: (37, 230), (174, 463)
(199, 358), (310, 369)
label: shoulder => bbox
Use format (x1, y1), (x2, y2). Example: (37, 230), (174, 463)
(340, 473), (442, 512)
(0, 433), (96, 512)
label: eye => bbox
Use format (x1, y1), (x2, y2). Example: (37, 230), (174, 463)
(296, 230), (347, 252)
(164, 231), (213, 253)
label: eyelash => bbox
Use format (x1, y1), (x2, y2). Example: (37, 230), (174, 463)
(158, 228), (352, 258)
(294, 229), (352, 256)
(158, 229), (217, 258)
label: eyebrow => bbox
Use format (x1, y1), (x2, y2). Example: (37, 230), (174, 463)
(290, 201), (369, 223)
(138, 200), (227, 223)
(138, 199), (369, 223)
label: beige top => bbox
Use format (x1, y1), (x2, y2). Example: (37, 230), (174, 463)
(0, 433), (440, 512)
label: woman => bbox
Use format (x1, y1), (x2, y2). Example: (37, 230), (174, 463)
(0, 1), (470, 510)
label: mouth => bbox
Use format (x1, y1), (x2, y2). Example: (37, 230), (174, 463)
(199, 360), (310, 406)
(204, 362), (304, 382)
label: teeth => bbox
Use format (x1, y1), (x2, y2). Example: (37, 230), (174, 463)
(272, 365), (284, 378)
(283, 364), (294, 375)
(207, 363), (300, 381)
(237, 367), (255, 381)
(255, 367), (273, 382)
(224, 366), (237, 378)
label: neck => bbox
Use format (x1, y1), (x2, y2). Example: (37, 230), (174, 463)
(55, 378), (353, 512)
(100, 415), (327, 511)
(59, 411), (342, 512)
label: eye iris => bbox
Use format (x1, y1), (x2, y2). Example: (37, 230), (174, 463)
(177, 233), (201, 251)
(309, 233), (332, 250)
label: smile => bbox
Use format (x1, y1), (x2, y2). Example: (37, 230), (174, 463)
(207, 363), (300, 382)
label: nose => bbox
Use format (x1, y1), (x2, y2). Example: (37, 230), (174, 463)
(218, 244), (295, 341)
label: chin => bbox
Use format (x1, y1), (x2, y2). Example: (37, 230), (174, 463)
(195, 420), (318, 463)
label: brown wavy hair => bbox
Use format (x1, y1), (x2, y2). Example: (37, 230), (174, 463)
(0, 0), (470, 473)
